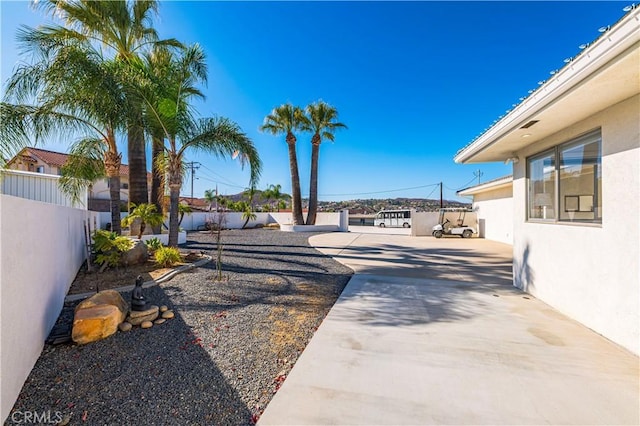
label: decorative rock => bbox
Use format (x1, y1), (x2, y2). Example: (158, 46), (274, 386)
(126, 305), (159, 326)
(75, 290), (128, 318)
(160, 305), (168, 313)
(72, 290), (129, 345)
(121, 240), (148, 266)
(72, 305), (123, 345)
(118, 322), (133, 332)
(161, 310), (175, 319)
(140, 321), (153, 329)
(154, 318), (166, 325)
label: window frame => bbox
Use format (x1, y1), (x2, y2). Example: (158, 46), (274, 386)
(526, 129), (602, 225)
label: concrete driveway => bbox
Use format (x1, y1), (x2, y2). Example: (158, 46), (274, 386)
(259, 233), (639, 425)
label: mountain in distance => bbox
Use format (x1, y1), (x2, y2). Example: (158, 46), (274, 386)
(315, 197), (471, 214)
(212, 191), (470, 213)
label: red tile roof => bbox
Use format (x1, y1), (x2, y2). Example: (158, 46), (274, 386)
(9, 147), (148, 177)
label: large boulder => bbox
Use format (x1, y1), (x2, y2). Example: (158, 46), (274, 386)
(75, 289), (128, 314)
(121, 239), (148, 266)
(72, 290), (128, 345)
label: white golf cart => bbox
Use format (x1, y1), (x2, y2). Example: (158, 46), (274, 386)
(432, 208), (477, 239)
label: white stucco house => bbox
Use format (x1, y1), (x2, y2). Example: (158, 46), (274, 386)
(455, 8), (639, 355)
(457, 175), (513, 245)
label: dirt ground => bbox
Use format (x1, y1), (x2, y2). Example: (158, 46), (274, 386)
(67, 252), (203, 295)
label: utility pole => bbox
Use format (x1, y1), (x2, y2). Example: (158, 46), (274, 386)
(185, 161), (201, 203)
(474, 169), (484, 185)
(440, 182), (443, 209)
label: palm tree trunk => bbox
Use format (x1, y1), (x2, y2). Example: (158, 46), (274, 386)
(150, 133), (164, 233)
(306, 139), (321, 225)
(127, 113), (149, 208)
(168, 184), (180, 247)
(109, 175), (122, 234)
(104, 149), (122, 235)
(286, 136), (304, 225)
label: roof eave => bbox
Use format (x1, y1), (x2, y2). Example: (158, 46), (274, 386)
(454, 8), (640, 164)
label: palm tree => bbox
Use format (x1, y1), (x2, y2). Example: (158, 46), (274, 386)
(178, 203), (192, 227)
(31, 0), (182, 207)
(122, 203), (164, 239)
(262, 183), (285, 212)
(241, 205), (257, 229)
(2, 42), (128, 233)
(204, 189), (217, 211)
(303, 101), (347, 225)
(260, 104), (307, 225)
(135, 45), (261, 246)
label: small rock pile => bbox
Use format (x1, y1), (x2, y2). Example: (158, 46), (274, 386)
(119, 305), (175, 332)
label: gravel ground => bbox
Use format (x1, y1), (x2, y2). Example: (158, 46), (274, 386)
(6, 230), (353, 425)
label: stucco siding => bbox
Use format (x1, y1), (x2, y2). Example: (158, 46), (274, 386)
(512, 95), (639, 354)
(473, 186), (513, 244)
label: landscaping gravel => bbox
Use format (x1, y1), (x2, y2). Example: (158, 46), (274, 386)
(6, 229), (353, 425)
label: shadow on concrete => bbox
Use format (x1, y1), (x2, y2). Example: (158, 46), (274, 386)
(514, 242), (535, 292)
(330, 242), (513, 287)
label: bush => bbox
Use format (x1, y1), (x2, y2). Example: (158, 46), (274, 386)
(145, 237), (163, 253)
(154, 246), (183, 268)
(93, 230), (133, 269)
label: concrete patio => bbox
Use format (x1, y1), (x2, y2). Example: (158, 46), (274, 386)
(259, 233), (639, 425)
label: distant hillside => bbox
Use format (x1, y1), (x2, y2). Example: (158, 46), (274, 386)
(213, 191), (469, 213)
(316, 198), (471, 214)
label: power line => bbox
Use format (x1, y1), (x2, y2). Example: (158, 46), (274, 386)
(197, 175), (247, 190)
(424, 184), (438, 200)
(319, 183), (440, 197)
(199, 163), (243, 188)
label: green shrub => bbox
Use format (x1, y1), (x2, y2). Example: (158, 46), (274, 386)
(93, 230), (133, 269)
(145, 237), (163, 253)
(154, 246), (183, 268)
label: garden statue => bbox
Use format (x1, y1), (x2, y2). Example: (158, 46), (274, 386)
(131, 276), (148, 311)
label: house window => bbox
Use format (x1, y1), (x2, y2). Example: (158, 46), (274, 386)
(527, 130), (602, 223)
(528, 150), (555, 220)
(36, 165), (45, 173)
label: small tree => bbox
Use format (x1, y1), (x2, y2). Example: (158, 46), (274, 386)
(241, 206), (257, 229)
(178, 203), (192, 227)
(122, 203), (164, 239)
(204, 189), (216, 211)
(209, 211), (227, 281)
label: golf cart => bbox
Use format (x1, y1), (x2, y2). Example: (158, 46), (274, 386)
(432, 208), (477, 239)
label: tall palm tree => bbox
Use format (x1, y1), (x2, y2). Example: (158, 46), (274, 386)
(31, 0), (182, 207)
(260, 104), (307, 225)
(2, 42), (128, 233)
(135, 45), (261, 246)
(303, 101), (347, 225)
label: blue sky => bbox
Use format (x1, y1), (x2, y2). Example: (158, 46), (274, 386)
(0, 1), (628, 202)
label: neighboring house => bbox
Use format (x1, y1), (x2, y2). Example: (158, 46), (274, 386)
(179, 197), (209, 211)
(454, 9), (639, 355)
(457, 175), (513, 245)
(6, 147), (151, 211)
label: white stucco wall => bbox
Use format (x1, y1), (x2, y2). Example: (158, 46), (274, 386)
(179, 212), (345, 231)
(512, 95), (639, 355)
(410, 212), (440, 236)
(473, 186), (513, 244)
(0, 195), (93, 421)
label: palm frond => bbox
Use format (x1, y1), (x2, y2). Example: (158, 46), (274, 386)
(181, 116), (262, 188)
